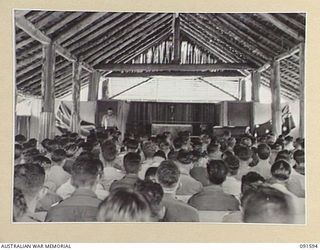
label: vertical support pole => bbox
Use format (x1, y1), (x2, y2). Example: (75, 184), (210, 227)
(172, 13), (181, 64)
(299, 42), (305, 138)
(101, 78), (110, 100)
(88, 71), (100, 101)
(71, 61), (82, 133)
(251, 70), (261, 102)
(240, 78), (246, 101)
(39, 42), (56, 141)
(270, 60), (281, 136)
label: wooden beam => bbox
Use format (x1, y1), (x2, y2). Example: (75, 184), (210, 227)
(39, 42), (56, 141)
(172, 13), (181, 63)
(259, 13), (304, 41)
(15, 16), (50, 44)
(103, 71), (244, 78)
(299, 42), (305, 137)
(95, 21), (172, 66)
(71, 61), (82, 133)
(240, 78), (246, 101)
(198, 77), (239, 100)
(53, 12), (107, 43)
(15, 15), (94, 72)
(101, 78), (110, 99)
(221, 14), (283, 52)
(88, 71), (100, 101)
(270, 60), (281, 136)
(183, 14), (265, 66)
(257, 44), (300, 73)
(95, 63), (254, 72)
(251, 70), (261, 102)
(115, 29), (172, 64)
(87, 14), (170, 65)
(109, 78), (152, 99)
(212, 14), (277, 58)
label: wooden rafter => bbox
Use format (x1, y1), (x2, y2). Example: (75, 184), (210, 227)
(95, 63), (254, 71)
(259, 13), (304, 41)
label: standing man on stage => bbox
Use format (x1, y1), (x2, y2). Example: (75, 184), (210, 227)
(101, 107), (118, 130)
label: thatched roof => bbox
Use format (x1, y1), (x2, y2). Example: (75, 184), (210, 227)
(15, 11), (305, 99)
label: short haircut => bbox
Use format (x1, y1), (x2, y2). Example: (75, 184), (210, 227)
(224, 155), (240, 175)
(207, 160), (228, 185)
(242, 185), (294, 223)
(15, 144), (23, 160)
(271, 160), (291, 181)
(13, 188), (28, 222)
(142, 141), (157, 158)
(123, 152), (141, 174)
(51, 149), (66, 163)
(173, 137), (183, 150)
(144, 167), (158, 181)
(80, 142), (94, 152)
(15, 134), (27, 144)
(71, 157), (99, 188)
(33, 155), (51, 165)
(207, 143), (220, 154)
(177, 149), (193, 164)
(257, 143), (271, 160)
(241, 172), (265, 194)
(135, 180), (163, 205)
(97, 188), (152, 222)
(224, 130), (231, 137)
(126, 139), (139, 150)
(154, 150), (166, 159)
(236, 146), (252, 161)
(14, 163), (45, 198)
(293, 150), (305, 164)
(156, 160), (180, 188)
(22, 148), (40, 163)
(101, 140), (117, 161)
(167, 149), (178, 160)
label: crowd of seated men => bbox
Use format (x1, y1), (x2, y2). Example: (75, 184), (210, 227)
(13, 128), (305, 223)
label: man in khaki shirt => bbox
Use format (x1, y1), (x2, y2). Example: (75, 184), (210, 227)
(101, 108), (118, 129)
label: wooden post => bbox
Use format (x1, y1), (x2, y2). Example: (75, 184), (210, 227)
(270, 60), (281, 136)
(299, 42), (305, 138)
(172, 13), (181, 63)
(88, 71), (100, 101)
(101, 78), (109, 100)
(251, 70), (261, 102)
(39, 42), (56, 141)
(240, 78), (246, 101)
(71, 61), (82, 133)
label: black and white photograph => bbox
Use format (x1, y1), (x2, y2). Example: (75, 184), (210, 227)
(13, 10), (305, 224)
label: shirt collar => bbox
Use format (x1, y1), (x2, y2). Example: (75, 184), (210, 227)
(73, 188), (97, 198)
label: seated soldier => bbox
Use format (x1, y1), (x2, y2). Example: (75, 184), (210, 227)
(100, 140), (125, 190)
(14, 163), (46, 222)
(175, 150), (203, 196)
(56, 155), (109, 200)
(144, 167), (158, 182)
(207, 143), (222, 160)
(97, 187), (153, 222)
(45, 157), (101, 222)
(46, 149), (70, 192)
(222, 155), (241, 198)
(250, 143), (272, 179)
(138, 141), (157, 179)
(135, 180), (165, 221)
(156, 160), (199, 222)
(242, 185), (295, 224)
(188, 160), (239, 211)
(235, 146), (253, 181)
(109, 152), (142, 192)
(222, 171), (266, 223)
